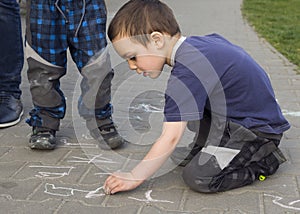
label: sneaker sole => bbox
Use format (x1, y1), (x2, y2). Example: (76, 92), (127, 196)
(29, 141), (56, 150)
(29, 134), (56, 150)
(0, 110), (23, 128)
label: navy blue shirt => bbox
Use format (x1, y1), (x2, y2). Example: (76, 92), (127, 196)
(164, 34), (290, 134)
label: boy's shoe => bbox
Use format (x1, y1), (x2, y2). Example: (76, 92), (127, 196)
(0, 94), (23, 128)
(29, 127), (56, 150)
(89, 118), (127, 150)
(171, 143), (203, 167)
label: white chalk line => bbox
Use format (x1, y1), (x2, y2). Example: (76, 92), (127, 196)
(128, 190), (174, 204)
(44, 183), (105, 198)
(264, 194), (300, 211)
(58, 138), (98, 148)
(44, 184), (174, 203)
(67, 154), (118, 164)
(29, 165), (74, 179)
(282, 110), (300, 117)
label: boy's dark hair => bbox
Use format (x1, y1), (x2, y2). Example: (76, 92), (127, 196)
(108, 0), (181, 46)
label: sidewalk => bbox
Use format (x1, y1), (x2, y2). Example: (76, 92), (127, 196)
(1, 0), (299, 213)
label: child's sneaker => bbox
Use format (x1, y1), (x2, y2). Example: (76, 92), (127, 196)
(89, 117), (127, 150)
(29, 127), (56, 150)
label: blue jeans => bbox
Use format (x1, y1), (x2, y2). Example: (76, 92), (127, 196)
(0, 0), (23, 99)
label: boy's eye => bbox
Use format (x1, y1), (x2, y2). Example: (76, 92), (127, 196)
(129, 56), (136, 61)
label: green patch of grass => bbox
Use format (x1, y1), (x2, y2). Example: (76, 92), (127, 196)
(242, 0), (300, 72)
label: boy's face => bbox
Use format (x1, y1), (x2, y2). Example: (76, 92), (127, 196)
(112, 37), (166, 79)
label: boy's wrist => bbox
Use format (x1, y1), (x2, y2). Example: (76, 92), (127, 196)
(130, 170), (147, 184)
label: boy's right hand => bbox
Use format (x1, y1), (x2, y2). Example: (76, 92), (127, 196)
(104, 171), (144, 195)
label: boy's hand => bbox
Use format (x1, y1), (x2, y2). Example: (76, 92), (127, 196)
(104, 172), (144, 195)
(103, 122), (187, 195)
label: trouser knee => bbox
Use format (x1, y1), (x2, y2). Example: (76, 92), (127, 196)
(79, 49), (113, 118)
(26, 45), (66, 108)
(182, 166), (214, 193)
(182, 152), (222, 193)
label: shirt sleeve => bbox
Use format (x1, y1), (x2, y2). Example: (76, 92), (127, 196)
(164, 64), (206, 122)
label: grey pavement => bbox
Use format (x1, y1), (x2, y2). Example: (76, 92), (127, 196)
(1, 0), (300, 213)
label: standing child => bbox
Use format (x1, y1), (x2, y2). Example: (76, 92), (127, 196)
(103, 0), (290, 194)
(25, 0), (127, 150)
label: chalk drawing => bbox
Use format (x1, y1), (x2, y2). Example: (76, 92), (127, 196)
(44, 184), (174, 203)
(128, 190), (174, 204)
(44, 183), (105, 198)
(29, 165), (74, 179)
(282, 110), (300, 117)
(59, 138), (98, 148)
(68, 154), (118, 164)
(34, 159), (173, 203)
(81, 134), (94, 140)
(264, 194), (300, 211)
(63, 143), (97, 148)
(94, 172), (113, 178)
(94, 172), (112, 176)
(0, 194), (13, 200)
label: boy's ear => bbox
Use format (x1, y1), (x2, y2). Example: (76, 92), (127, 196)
(150, 31), (164, 49)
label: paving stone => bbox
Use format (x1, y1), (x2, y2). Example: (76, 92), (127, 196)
(13, 161), (90, 184)
(0, 147), (10, 158)
(286, 148), (300, 164)
(184, 191), (260, 213)
(282, 140), (300, 149)
(78, 164), (110, 185)
(0, 199), (62, 214)
(150, 167), (186, 189)
(284, 127), (300, 140)
(239, 172), (299, 196)
(0, 147), (70, 164)
(0, 179), (42, 200)
(140, 205), (208, 214)
(0, 161), (26, 179)
(105, 187), (182, 210)
(58, 201), (140, 214)
(263, 193), (300, 214)
(0, 127), (30, 147)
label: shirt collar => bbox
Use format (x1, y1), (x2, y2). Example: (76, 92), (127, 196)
(170, 36), (186, 67)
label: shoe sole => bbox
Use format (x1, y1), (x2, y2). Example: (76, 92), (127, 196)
(0, 110), (23, 128)
(29, 141), (56, 150)
(29, 134), (56, 150)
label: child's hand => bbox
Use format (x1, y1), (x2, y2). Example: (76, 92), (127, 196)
(104, 172), (144, 195)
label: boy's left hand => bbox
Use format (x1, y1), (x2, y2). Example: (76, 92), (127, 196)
(104, 172), (144, 195)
